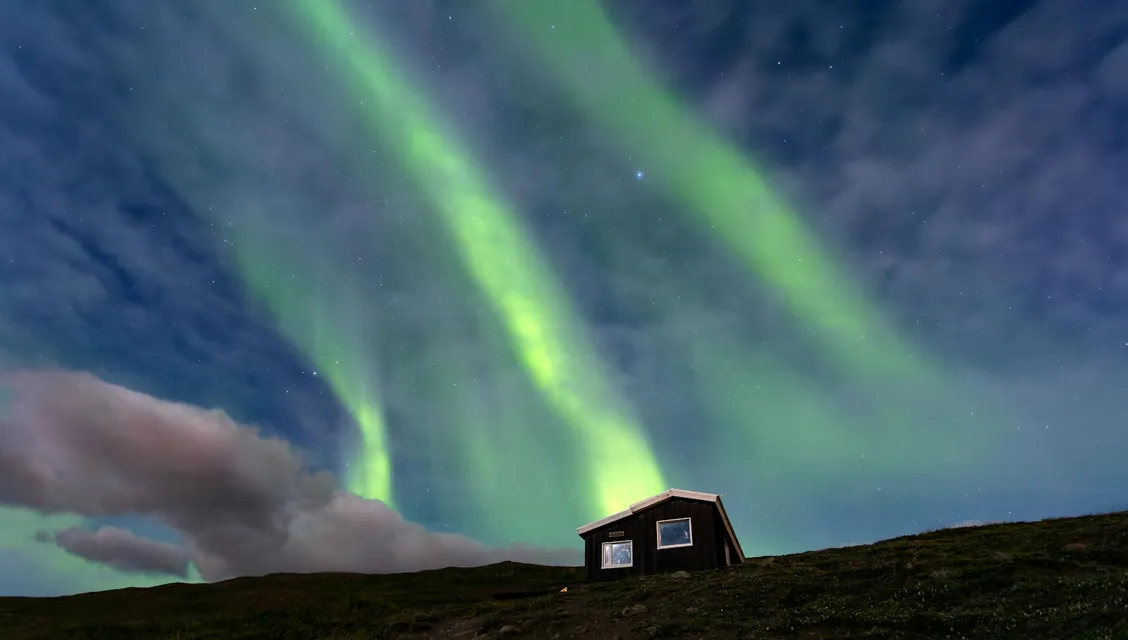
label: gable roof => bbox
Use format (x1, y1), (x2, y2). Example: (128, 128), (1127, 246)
(576, 488), (745, 560)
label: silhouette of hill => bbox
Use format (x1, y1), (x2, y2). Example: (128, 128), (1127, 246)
(2, 510), (1126, 639)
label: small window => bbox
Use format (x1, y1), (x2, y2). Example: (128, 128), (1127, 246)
(657, 517), (693, 549)
(601, 540), (634, 568)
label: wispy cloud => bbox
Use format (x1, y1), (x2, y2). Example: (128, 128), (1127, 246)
(41, 526), (194, 578)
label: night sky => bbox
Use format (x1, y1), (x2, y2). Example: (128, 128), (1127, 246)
(2, 0), (1127, 596)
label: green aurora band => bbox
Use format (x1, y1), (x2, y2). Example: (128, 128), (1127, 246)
(496, 0), (925, 379)
(285, 0), (667, 517)
(226, 222), (394, 505)
(117, 118), (399, 505)
(495, 1), (1014, 467)
(106, 0), (615, 540)
(579, 222), (986, 492)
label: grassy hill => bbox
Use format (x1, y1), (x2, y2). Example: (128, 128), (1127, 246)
(1, 510), (1126, 639)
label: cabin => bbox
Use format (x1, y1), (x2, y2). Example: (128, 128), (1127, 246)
(576, 488), (745, 581)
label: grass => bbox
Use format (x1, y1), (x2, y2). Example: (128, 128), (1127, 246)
(2, 510), (1127, 639)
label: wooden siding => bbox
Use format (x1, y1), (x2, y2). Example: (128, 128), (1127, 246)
(581, 497), (733, 581)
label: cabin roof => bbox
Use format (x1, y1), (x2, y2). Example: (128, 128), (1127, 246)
(576, 488), (745, 560)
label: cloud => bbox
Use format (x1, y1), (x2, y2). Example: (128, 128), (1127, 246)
(0, 370), (579, 580)
(0, 1), (350, 465)
(1096, 39), (1128, 99)
(43, 526), (193, 578)
(637, 0), (1128, 365)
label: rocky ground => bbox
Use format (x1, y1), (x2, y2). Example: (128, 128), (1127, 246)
(2, 510), (1126, 639)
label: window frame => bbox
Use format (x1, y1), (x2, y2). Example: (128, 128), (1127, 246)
(600, 540), (634, 569)
(655, 517), (694, 550)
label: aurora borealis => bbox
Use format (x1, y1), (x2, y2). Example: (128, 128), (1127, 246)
(2, 0), (1128, 596)
(288, 0), (667, 516)
(498, 0), (919, 377)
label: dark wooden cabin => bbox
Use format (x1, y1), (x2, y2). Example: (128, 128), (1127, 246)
(576, 488), (745, 581)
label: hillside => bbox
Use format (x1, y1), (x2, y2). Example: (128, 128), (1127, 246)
(1, 511), (1126, 639)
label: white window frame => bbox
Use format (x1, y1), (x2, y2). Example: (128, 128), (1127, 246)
(656, 517), (694, 550)
(601, 540), (634, 569)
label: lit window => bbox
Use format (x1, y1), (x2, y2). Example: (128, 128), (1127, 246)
(601, 540), (633, 568)
(657, 517), (693, 549)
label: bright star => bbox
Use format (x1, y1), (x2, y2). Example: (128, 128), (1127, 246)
(635, 170), (644, 179)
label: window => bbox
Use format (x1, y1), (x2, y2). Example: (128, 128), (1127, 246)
(657, 517), (693, 549)
(601, 540), (633, 568)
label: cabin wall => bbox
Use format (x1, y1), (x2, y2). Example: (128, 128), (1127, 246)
(583, 513), (647, 581)
(712, 509), (738, 567)
(582, 498), (723, 581)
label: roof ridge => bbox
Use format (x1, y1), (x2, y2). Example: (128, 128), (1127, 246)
(576, 488), (722, 535)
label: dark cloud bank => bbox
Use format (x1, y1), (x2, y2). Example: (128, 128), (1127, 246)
(0, 371), (578, 580)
